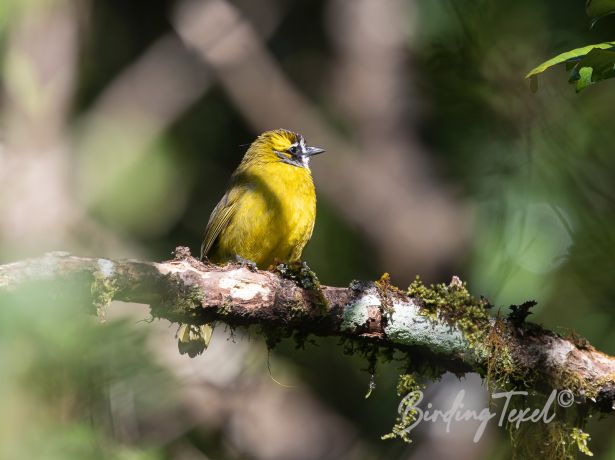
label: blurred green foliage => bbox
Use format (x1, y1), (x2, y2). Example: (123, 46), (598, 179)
(2, 0), (615, 458)
(587, 0), (615, 24)
(0, 285), (171, 460)
(415, 0), (615, 356)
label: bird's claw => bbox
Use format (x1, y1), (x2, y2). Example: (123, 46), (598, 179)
(234, 255), (258, 272)
(276, 261), (327, 310)
(276, 261), (321, 290)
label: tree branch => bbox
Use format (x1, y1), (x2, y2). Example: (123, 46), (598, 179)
(0, 247), (613, 413)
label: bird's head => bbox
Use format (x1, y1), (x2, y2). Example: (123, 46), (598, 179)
(249, 129), (325, 168)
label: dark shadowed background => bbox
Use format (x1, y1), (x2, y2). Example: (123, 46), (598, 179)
(1, 0), (615, 458)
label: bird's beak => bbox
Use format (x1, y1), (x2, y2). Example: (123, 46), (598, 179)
(304, 146), (325, 157)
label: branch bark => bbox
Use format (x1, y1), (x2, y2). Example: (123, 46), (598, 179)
(0, 248), (613, 413)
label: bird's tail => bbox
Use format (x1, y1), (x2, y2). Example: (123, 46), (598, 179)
(177, 323), (214, 357)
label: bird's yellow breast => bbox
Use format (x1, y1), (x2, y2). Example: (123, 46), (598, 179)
(210, 160), (316, 268)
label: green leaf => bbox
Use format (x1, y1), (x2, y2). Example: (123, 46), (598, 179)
(526, 42), (615, 92)
(586, 0), (615, 26)
(575, 67), (594, 91)
(568, 48), (615, 91)
(577, 48), (615, 77)
(526, 41), (615, 78)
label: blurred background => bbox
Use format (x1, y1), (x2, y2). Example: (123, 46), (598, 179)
(1, 0), (615, 458)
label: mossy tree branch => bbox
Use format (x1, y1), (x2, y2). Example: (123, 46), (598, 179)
(0, 247), (613, 413)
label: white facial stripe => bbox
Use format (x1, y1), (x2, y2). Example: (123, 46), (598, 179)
(275, 149), (308, 168)
(274, 134), (311, 168)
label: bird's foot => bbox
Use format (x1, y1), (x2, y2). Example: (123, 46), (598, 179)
(275, 261), (319, 289)
(276, 261), (327, 310)
(234, 255), (258, 272)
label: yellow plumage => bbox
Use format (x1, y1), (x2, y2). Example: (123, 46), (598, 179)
(202, 130), (318, 267)
(178, 129), (324, 356)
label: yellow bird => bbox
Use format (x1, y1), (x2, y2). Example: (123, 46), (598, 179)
(178, 129), (325, 356)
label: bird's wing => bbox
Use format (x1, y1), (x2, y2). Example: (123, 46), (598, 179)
(200, 189), (239, 259)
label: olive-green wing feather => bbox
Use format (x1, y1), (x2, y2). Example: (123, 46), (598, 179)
(200, 189), (239, 259)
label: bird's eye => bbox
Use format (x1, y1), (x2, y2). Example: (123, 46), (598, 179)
(288, 145), (298, 155)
